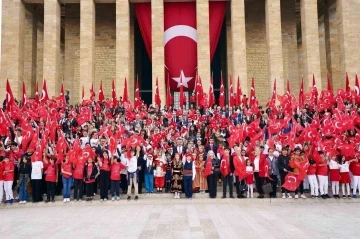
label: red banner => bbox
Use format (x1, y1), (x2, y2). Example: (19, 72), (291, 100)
(135, 2), (226, 91)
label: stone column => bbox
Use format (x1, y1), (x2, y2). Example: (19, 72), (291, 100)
(300, 0), (322, 89)
(43, 0), (61, 97)
(337, 0), (360, 80)
(0, 0), (25, 100)
(116, 0), (133, 101)
(231, 0), (248, 94)
(80, 0), (95, 99)
(266, 0), (284, 95)
(197, 0), (211, 93)
(151, 0), (165, 105)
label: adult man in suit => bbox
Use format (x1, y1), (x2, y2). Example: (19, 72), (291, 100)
(205, 138), (218, 156)
(173, 138), (186, 156)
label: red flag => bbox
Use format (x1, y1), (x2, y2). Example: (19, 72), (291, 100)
(6, 79), (15, 110)
(299, 78), (304, 108)
(40, 80), (49, 103)
(249, 77), (256, 107)
(154, 77), (161, 106)
(112, 79), (117, 107)
(123, 77), (129, 103)
(346, 72), (350, 92)
(35, 80), (39, 103)
(81, 86), (84, 103)
(355, 74), (359, 95)
(311, 75), (318, 105)
(286, 80), (290, 95)
(179, 75), (184, 109)
(270, 79), (276, 105)
(209, 74), (215, 107)
(166, 74), (173, 107)
(229, 75), (234, 107)
(60, 81), (65, 97)
(22, 81), (27, 107)
(220, 157), (230, 177)
(236, 76), (242, 106)
(282, 172), (302, 191)
(327, 74), (332, 92)
(108, 136), (117, 155)
(90, 83), (95, 101)
(196, 76), (204, 105)
(135, 77), (142, 108)
(99, 81), (105, 103)
(203, 157), (213, 177)
(219, 74), (225, 107)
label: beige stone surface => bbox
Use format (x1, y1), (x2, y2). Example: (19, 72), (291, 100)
(151, 0), (165, 105)
(266, 0), (284, 96)
(80, 0), (95, 100)
(319, 16), (328, 90)
(36, 21), (44, 95)
(231, 0), (248, 96)
(300, 0), (322, 90)
(43, 0), (61, 98)
(0, 0), (25, 101)
(336, 0), (360, 85)
(196, 0), (211, 94)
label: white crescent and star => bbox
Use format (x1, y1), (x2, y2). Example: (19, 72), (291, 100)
(172, 70), (192, 88)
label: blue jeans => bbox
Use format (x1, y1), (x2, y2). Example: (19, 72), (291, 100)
(19, 178), (28, 201)
(144, 173), (154, 193)
(62, 176), (73, 198)
(183, 176), (193, 198)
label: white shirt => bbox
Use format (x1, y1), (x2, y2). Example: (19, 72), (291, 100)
(126, 156), (138, 173)
(339, 162), (350, 173)
(329, 160), (339, 170)
(120, 154), (128, 174)
(90, 138), (99, 148)
(31, 161), (44, 180)
(254, 156), (260, 172)
(246, 166), (254, 173)
(80, 136), (90, 148)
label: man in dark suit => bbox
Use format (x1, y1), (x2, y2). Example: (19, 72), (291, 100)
(205, 138), (218, 156)
(173, 137), (186, 156)
(95, 136), (108, 158)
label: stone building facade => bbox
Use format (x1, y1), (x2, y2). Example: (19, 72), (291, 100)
(1, 0), (359, 105)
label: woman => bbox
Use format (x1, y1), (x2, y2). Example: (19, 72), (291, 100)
(61, 155), (73, 202)
(171, 153), (183, 199)
(73, 154), (86, 201)
(253, 147), (264, 198)
(44, 156), (58, 202)
(98, 150), (111, 201)
(84, 157), (98, 201)
(144, 154), (154, 194)
(206, 150), (220, 199)
(18, 156), (31, 204)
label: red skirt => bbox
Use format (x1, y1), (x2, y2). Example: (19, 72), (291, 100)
(340, 172), (351, 184)
(245, 174), (254, 185)
(330, 169), (341, 182)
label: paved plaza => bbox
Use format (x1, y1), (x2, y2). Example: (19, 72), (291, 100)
(1, 199), (360, 239)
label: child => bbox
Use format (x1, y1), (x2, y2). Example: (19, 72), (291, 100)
(317, 152), (330, 199)
(17, 156), (31, 204)
(245, 159), (254, 198)
(339, 155), (355, 198)
(350, 158), (360, 198)
(61, 155), (73, 202)
(165, 153), (172, 193)
(84, 157), (98, 201)
(2, 155), (14, 204)
(110, 156), (124, 201)
(44, 156), (58, 203)
(307, 159), (319, 198)
(144, 154), (154, 194)
(329, 155), (341, 198)
(0, 157), (4, 204)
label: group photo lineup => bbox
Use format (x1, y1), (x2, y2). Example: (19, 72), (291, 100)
(1, 0), (360, 238)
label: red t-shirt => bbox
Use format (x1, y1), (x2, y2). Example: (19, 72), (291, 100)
(73, 160), (86, 179)
(307, 165), (317, 175)
(316, 164), (328, 176)
(45, 164), (57, 182)
(100, 158), (111, 171)
(110, 163), (121, 181)
(85, 164), (95, 183)
(61, 162), (73, 178)
(3, 162), (14, 181)
(0, 162), (4, 180)
(351, 162), (360, 176)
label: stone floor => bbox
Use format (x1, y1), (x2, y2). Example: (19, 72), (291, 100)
(1, 199), (360, 239)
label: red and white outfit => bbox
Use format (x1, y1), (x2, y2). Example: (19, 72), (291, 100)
(0, 162), (4, 203)
(154, 158), (166, 189)
(2, 161), (14, 201)
(339, 162), (351, 196)
(350, 161), (360, 196)
(245, 165), (254, 198)
(317, 162), (328, 196)
(307, 164), (319, 197)
(329, 160), (340, 196)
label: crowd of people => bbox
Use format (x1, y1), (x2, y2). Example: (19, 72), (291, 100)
(1, 81), (360, 205)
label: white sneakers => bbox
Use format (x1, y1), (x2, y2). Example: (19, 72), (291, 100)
(173, 192), (181, 199)
(63, 199), (67, 203)
(63, 198), (70, 203)
(112, 197), (115, 201)
(287, 194), (293, 199)
(282, 193), (286, 199)
(300, 194), (307, 199)
(174, 193), (177, 199)
(295, 194), (299, 199)
(19, 201), (27, 204)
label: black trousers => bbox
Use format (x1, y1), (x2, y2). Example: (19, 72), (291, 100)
(73, 179), (84, 200)
(56, 168), (63, 195)
(138, 170), (144, 193)
(183, 176), (193, 198)
(111, 180), (120, 197)
(86, 183), (94, 197)
(32, 179), (43, 202)
(279, 171), (289, 193)
(254, 172), (264, 195)
(295, 181), (304, 194)
(120, 174), (128, 194)
(100, 171), (110, 199)
(46, 182), (56, 200)
(207, 173), (219, 198)
(235, 177), (246, 196)
(269, 174), (278, 197)
(222, 174), (233, 197)
(41, 174), (47, 195)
